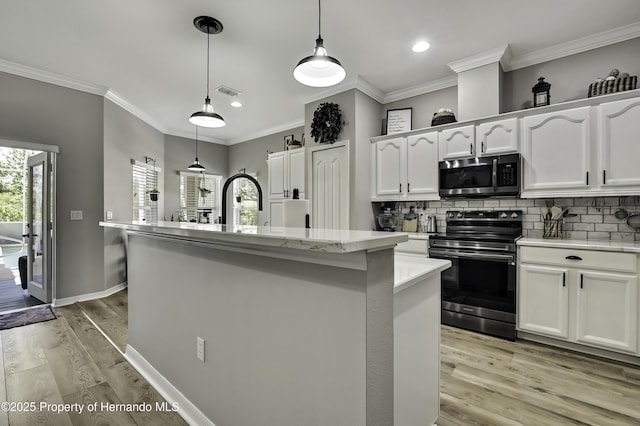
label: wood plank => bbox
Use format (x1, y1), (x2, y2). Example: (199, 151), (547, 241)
(76, 299), (128, 352)
(36, 317), (106, 396)
(99, 288), (128, 323)
(103, 361), (187, 426)
(5, 364), (72, 426)
(1, 322), (47, 373)
(63, 381), (137, 426)
(54, 305), (124, 370)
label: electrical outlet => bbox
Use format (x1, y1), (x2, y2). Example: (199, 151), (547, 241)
(196, 337), (205, 362)
(70, 210), (83, 221)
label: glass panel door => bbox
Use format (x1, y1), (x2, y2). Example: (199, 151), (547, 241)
(26, 152), (51, 303)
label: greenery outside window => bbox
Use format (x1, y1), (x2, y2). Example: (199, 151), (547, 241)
(180, 172), (222, 223)
(232, 175), (258, 226)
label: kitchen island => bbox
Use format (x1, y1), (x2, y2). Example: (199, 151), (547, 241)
(100, 221), (449, 426)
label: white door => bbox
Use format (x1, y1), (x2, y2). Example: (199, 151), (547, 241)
(406, 131), (439, 198)
(522, 107), (591, 193)
(477, 118), (519, 156)
(26, 152), (52, 303)
(575, 270), (638, 353)
(438, 125), (475, 159)
(374, 138), (404, 196)
(599, 97), (640, 189)
(518, 264), (569, 339)
(311, 143), (349, 230)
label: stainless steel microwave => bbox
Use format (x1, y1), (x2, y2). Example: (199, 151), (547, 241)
(438, 153), (520, 198)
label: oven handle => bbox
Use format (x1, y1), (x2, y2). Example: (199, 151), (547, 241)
(429, 249), (515, 264)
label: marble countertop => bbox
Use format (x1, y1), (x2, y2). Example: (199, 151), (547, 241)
(518, 237), (640, 253)
(101, 221), (408, 254)
(394, 254), (450, 294)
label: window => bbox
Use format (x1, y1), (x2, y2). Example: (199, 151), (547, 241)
(131, 160), (160, 222)
(232, 175), (259, 226)
(179, 172), (222, 223)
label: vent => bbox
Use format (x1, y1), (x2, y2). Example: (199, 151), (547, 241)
(215, 85), (242, 97)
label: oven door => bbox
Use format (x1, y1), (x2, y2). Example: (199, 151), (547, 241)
(428, 248), (516, 320)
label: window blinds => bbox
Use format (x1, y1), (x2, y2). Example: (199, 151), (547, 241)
(179, 172), (221, 222)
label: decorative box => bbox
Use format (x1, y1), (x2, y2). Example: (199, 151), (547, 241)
(588, 75), (637, 97)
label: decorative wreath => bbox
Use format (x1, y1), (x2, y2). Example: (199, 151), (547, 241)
(310, 102), (343, 144)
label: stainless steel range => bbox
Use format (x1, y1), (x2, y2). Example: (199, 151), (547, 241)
(428, 210), (523, 340)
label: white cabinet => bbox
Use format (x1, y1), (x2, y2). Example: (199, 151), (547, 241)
(309, 141), (350, 230)
(268, 148), (306, 200)
(438, 125), (475, 160)
(518, 245), (638, 355)
(599, 97), (640, 191)
(521, 106), (591, 196)
(372, 131), (439, 200)
(268, 201), (284, 227)
(476, 117), (519, 156)
(519, 263), (569, 339)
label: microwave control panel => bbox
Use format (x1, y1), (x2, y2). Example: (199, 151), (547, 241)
(497, 163), (518, 187)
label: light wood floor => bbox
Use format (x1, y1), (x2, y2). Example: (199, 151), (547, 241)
(0, 289), (187, 425)
(438, 325), (640, 426)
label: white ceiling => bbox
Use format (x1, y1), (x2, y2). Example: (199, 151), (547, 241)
(1, 1), (639, 145)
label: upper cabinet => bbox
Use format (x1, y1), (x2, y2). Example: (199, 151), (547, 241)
(598, 97), (640, 191)
(268, 148), (306, 200)
(438, 125), (475, 160)
(371, 130), (439, 201)
(521, 107), (591, 196)
(477, 117), (519, 156)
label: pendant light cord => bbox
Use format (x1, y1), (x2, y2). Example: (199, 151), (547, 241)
(206, 28), (210, 97)
(195, 126), (199, 158)
(317, 0), (322, 38)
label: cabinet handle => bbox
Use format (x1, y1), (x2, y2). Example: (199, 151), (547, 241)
(399, 183), (402, 193)
(565, 255), (583, 261)
(470, 143), (473, 155)
(580, 273), (584, 289)
(562, 272), (566, 287)
(586, 171), (589, 186)
(284, 189), (288, 198)
(603, 170), (606, 184)
(407, 182), (410, 193)
(481, 141), (485, 153)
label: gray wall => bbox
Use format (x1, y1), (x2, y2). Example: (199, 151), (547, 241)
(503, 37), (640, 112)
(382, 87), (458, 134)
(164, 134), (228, 220)
(0, 71), (105, 299)
(228, 127), (304, 226)
(103, 99), (165, 289)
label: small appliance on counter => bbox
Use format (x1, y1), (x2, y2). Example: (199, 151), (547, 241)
(376, 208), (400, 232)
(401, 208), (418, 232)
(425, 215), (437, 234)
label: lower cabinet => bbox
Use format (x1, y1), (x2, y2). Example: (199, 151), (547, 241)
(518, 246), (638, 355)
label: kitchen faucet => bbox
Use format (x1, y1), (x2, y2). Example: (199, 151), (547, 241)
(220, 173), (263, 225)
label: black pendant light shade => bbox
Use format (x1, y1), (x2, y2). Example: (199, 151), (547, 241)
(189, 16), (226, 128)
(293, 0), (345, 87)
(188, 126), (206, 171)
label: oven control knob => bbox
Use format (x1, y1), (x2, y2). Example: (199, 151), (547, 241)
(511, 212), (519, 218)
(448, 212), (455, 218)
(457, 212), (463, 218)
(500, 212), (508, 218)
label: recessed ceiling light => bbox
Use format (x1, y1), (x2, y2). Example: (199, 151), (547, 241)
(412, 41), (431, 53)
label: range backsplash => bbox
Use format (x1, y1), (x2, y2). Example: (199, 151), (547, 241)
(373, 196), (640, 242)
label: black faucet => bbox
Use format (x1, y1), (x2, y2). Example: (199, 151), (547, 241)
(220, 173), (263, 225)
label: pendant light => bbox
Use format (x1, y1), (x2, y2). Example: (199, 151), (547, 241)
(293, 0), (346, 87)
(188, 126), (206, 171)
(189, 16), (225, 128)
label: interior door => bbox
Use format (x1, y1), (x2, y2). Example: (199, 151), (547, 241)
(26, 152), (52, 303)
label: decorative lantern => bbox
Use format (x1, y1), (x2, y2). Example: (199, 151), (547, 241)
(532, 77), (551, 107)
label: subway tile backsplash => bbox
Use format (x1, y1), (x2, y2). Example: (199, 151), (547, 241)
(380, 196), (640, 242)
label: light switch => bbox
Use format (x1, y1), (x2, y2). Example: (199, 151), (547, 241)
(106, 211), (113, 220)
(70, 210), (83, 221)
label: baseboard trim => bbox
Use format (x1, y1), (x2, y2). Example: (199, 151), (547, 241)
(124, 345), (214, 426)
(52, 282), (127, 307)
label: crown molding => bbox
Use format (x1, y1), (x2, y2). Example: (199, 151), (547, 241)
(447, 44), (512, 73)
(164, 128), (227, 146)
(0, 58), (108, 96)
(507, 21), (640, 71)
(383, 75), (458, 103)
(105, 90), (168, 134)
(226, 118), (305, 145)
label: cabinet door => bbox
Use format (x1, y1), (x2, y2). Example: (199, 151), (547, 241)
(575, 270), (638, 353)
(374, 138), (405, 196)
(518, 264), (569, 339)
(268, 152), (286, 199)
(269, 201), (284, 227)
(406, 131), (438, 198)
(522, 107), (591, 194)
(439, 125), (475, 160)
(288, 149), (306, 197)
(477, 118), (519, 156)
(311, 143), (349, 230)
(599, 97), (640, 189)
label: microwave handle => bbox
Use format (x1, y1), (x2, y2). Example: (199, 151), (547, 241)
(492, 158), (498, 190)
